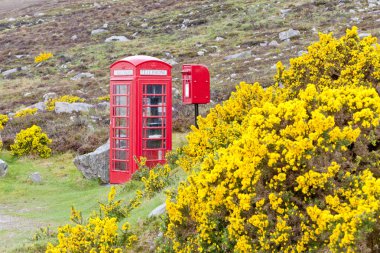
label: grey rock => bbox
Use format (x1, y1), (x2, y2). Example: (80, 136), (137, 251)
(215, 36), (224, 41)
(23, 92), (32, 97)
(71, 72), (94, 81)
(27, 102), (46, 111)
(103, 23), (108, 29)
(298, 50), (307, 56)
(94, 2), (101, 8)
(280, 9), (291, 16)
(91, 29), (107, 36)
(148, 203), (166, 217)
(162, 58), (178, 66)
(0, 159), (8, 177)
(197, 51), (205, 56)
(268, 40), (280, 47)
(55, 102), (93, 114)
(2, 68), (18, 77)
(279, 28), (300, 41)
(96, 102), (110, 110)
(105, 36), (129, 42)
(359, 33), (371, 38)
(71, 35), (78, 41)
(43, 92), (57, 102)
(224, 50), (251, 60)
(172, 87), (180, 98)
(230, 73), (237, 79)
(260, 41), (268, 47)
(74, 141), (110, 183)
(30, 172), (42, 183)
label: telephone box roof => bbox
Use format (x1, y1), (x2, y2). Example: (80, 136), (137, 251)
(111, 55), (172, 68)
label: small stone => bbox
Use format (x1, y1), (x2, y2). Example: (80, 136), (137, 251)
(298, 50), (307, 56)
(197, 51), (205, 56)
(27, 102), (46, 111)
(71, 72), (94, 81)
(71, 35), (78, 41)
(0, 159), (8, 177)
(279, 28), (300, 41)
(23, 92), (32, 97)
(224, 50), (252, 60)
(215, 36), (224, 41)
(94, 2), (101, 8)
(30, 172), (42, 184)
(230, 73), (237, 79)
(91, 29), (107, 36)
(103, 23), (108, 29)
(105, 36), (129, 42)
(43, 92), (58, 102)
(148, 203), (166, 217)
(359, 33), (371, 38)
(260, 41), (268, 47)
(271, 64), (277, 70)
(268, 40), (279, 47)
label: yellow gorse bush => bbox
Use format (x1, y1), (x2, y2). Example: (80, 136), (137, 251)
(34, 52), (53, 64)
(97, 94), (110, 102)
(0, 114), (9, 130)
(45, 95), (85, 111)
(163, 27), (380, 253)
(14, 108), (38, 118)
(10, 125), (52, 158)
(47, 186), (141, 252)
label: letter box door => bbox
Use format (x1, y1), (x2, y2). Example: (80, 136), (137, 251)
(110, 81), (133, 183)
(138, 79), (172, 168)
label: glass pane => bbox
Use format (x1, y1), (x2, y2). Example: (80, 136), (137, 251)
(146, 139), (162, 149)
(114, 139), (129, 149)
(142, 150), (164, 160)
(114, 161), (127, 171)
(114, 150), (128, 160)
(145, 85), (164, 94)
(115, 118), (127, 127)
(115, 107), (128, 116)
(144, 128), (162, 138)
(115, 96), (128, 105)
(144, 118), (163, 127)
(114, 85), (128, 94)
(115, 129), (128, 138)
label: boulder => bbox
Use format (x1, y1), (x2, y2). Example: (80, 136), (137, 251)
(96, 102), (110, 110)
(0, 159), (8, 177)
(71, 72), (94, 81)
(1, 66), (28, 78)
(279, 28), (300, 41)
(27, 102), (46, 111)
(74, 141), (110, 183)
(224, 50), (252, 60)
(269, 40), (280, 47)
(55, 102), (93, 113)
(105, 36), (129, 42)
(148, 203), (166, 217)
(43, 92), (57, 102)
(91, 29), (107, 35)
(29, 172), (42, 183)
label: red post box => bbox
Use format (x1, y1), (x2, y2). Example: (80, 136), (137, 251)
(109, 55), (172, 184)
(182, 64), (210, 104)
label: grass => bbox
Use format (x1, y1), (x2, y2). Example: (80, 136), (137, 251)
(0, 132), (188, 252)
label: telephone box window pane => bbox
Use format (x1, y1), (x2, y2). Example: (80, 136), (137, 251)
(144, 128), (162, 138)
(114, 85), (128, 94)
(143, 150), (164, 161)
(115, 96), (128, 105)
(114, 139), (129, 149)
(114, 161), (127, 171)
(114, 150), (128, 160)
(146, 139), (162, 149)
(145, 118), (163, 127)
(115, 118), (127, 127)
(115, 107), (128, 116)
(145, 85), (163, 94)
(115, 129), (128, 138)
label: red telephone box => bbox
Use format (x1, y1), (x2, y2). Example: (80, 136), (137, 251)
(109, 55), (172, 184)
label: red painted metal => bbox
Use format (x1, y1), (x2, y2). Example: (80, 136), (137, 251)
(182, 64), (210, 104)
(109, 55), (172, 184)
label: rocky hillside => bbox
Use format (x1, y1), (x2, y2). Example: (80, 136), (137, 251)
(0, 0), (379, 153)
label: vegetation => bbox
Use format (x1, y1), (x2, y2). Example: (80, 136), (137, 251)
(10, 125), (52, 158)
(162, 28), (380, 252)
(34, 52), (54, 64)
(45, 95), (85, 111)
(14, 108), (38, 118)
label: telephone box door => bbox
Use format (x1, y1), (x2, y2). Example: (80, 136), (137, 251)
(110, 81), (133, 183)
(139, 79), (172, 168)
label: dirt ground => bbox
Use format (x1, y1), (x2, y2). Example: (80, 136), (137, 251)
(0, 0), (59, 18)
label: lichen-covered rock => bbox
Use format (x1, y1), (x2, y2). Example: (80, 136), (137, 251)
(0, 159), (8, 177)
(74, 141), (109, 183)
